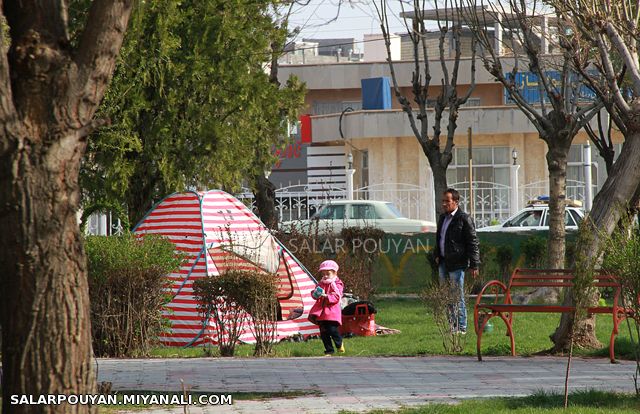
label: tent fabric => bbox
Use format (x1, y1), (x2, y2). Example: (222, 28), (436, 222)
(211, 228), (281, 274)
(133, 190), (319, 346)
(361, 77), (392, 110)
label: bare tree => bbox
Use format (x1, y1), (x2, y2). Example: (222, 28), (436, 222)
(461, 1), (602, 276)
(0, 2), (133, 413)
(374, 0), (476, 215)
(584, 111), (616, 175)
(545, 0), (640, 351)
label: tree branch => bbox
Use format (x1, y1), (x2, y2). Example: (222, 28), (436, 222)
(373, 0), (423, 143)
(71, 0), (134, 125)
(605, 21), (640, 97)
(574, 101), (604, 133)
(594, 31), (631, 114)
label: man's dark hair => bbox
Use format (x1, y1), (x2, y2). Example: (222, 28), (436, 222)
(444, 188), (460, 202)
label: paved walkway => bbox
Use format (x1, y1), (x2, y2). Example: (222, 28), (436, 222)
(97, 356), (637, 413)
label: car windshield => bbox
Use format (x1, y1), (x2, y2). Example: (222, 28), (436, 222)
(350, 204), (379, 219)
(385, 203), (406, 218)
(570, 210), (583, 225)
(543, 210), (577, 227)
(505, 210), (543, 227)
(312, 205), (345, 220)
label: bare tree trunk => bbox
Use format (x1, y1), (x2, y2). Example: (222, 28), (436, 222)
(0, 129), (96, 413)
(127, 163), (162, 228)
(253, 174), (278, 229)
(546, 145), (568, 269)
(552, 130), (640, 350)
(429, 155), (449, 216)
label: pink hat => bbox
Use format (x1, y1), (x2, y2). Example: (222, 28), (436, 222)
(318, 260), (339, 272)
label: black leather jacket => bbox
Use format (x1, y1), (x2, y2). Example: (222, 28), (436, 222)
(433, 209), (480, 272)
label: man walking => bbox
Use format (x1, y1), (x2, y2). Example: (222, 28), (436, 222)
(433, 188), (480, 334)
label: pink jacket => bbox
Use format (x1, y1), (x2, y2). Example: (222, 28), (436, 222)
(308, 277), (344, 325)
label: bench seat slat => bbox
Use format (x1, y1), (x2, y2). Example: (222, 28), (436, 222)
(512, 275), (618, 281)
(510, 282), (574, 287)
(513, 275), (576, 279)
(478, 304), (623, 314)
(510, 281), (620, 288)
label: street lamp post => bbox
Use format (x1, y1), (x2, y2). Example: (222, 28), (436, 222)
(583, 142), (593, 212)
(346, 152), (355, 200)
(510, 148), (520, 216)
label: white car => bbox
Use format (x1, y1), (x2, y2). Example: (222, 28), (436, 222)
(477, 203), (585, 232)
(281, 200), (436, 234)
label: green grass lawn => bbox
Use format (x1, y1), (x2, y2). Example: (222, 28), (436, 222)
(341, 390), (640, 414)
(149, 297), (637, 359)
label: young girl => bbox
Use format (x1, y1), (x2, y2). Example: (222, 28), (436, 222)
(309, 260), (345, 355)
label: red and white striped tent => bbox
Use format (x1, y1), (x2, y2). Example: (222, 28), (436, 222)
(133, 190), (319, 346)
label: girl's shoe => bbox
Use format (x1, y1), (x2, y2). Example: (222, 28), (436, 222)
(337, 344), (345, 353)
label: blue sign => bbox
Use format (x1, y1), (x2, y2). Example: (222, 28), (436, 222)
(504, 71), (596, 104)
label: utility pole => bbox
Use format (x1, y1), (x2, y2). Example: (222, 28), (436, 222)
(468, 127), (474, 219)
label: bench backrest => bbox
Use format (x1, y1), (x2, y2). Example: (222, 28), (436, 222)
(508, 268), (621, 289)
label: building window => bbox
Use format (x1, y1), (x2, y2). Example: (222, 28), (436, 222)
(445, 146), (511, 226)
(568, 143), (624, 200)
(446, 146), (510, 186)
(567, 144), (597, 185)
(426, 98), (481, 108)
(360, 150), (369, 188)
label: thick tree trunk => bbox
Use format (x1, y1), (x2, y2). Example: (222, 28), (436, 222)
(0, 129), (96, 413)
(430, 161), (449, 217)
(126, 163), (162, 228)
(551, 130), (640, 351)
(529, 134), (571, 306)
(0, 2), (133, 411)
(546, 144), (569, 269)
(253, 174), (278, 229)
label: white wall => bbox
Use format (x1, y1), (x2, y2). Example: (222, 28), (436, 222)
(278, 58), (495, 89)
(364, 34), (401, 62)
(311, 107), (539, 142)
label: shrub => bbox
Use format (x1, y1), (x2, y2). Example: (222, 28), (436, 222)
(565, 241), (577, 268)
(231, 271), (280, 356)
(495, 245), (514, 283)
(421, 280), (470, 353)
(474, 242), (500, 294)
(521, 236), (547, 268)
(85, 234), (183, 357)
(192, 271), (249, 357)
(602, 218), (640, 324)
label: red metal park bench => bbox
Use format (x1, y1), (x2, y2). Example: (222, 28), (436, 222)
(474, 268), (636, 363)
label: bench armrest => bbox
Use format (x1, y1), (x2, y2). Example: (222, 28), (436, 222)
(475, 280), (511, 307)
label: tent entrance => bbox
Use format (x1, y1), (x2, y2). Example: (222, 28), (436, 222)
(207, 241), (303, 321)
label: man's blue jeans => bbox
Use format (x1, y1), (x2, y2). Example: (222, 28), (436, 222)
(438, 263), (466, 332)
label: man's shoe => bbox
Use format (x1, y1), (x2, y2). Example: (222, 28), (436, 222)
(456, 329), (467, 335)
(338, 344), (345, 353)
(324, 351), (334, 356)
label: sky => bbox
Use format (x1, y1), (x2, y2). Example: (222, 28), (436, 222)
(286, 0), (414, 51)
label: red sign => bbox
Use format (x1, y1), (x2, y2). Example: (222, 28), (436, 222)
(300, 114), (312, 143)
(273, 140), (303, 169)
